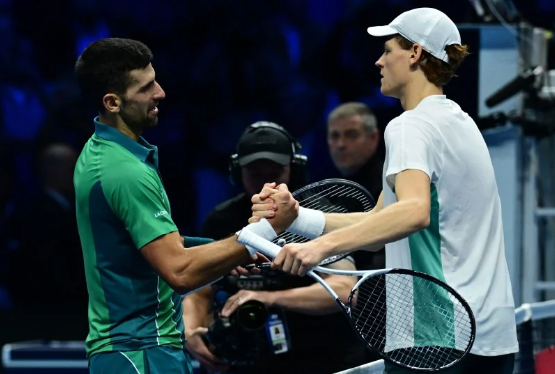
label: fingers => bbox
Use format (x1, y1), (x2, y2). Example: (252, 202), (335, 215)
(186, 333), (229, 372)
(297, 264), (309, 277)
(248, 216), (261, 223)
(251, 202), (276, 212)
(260, 183), (278, 199)
(270, 244), (313, 276)
(190, 326), (209, 336)
(251, 193), (274, 204)
(233, 266), (251, 277)
(251, 210), (275, 219)
(253, 185), (279, 203)
(290, 257), (302, 277)
(254, 253), (271, 263)
(273, 249), (285, 270)
(222, 292), (248, 317)
(280, 246), (295, 274)
(276, 183), (290, 192)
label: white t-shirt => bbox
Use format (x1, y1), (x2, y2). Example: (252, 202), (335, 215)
(383, 95), (518, 356)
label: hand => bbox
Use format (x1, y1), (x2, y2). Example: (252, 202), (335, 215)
(251, 183), (299, 233)
(249, 182), (278, 223)
(272, 240), (331, 276)
(229, 253), (270, 277)
(185, 326), (230, 373)
(221, 289), (276, 317)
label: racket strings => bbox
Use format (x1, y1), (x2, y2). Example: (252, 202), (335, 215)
(295, 184), (372, 211)
(349, 273), (473, 370)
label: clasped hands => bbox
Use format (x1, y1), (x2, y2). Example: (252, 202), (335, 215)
(247, 182), (330, 276)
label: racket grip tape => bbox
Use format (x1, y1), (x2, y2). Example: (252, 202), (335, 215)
(236, 219), (278, 256)
(237, 228), (281, 258)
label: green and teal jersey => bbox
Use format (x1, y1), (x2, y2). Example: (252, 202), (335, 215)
(74, 118), (183, 359)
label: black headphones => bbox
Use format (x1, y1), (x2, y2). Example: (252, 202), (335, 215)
(229, 122), (309, 190)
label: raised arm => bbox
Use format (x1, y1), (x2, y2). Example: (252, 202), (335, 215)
(322, 191), (383, 233)
(271, 170), (429, 276)
(250, 183), (383, 234)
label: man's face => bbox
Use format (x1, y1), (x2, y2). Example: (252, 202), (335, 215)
(375, 37), (411, 98)
(328, 114), (379, 176)
(241, 159), (291, 197)
(119, 63), (166, 131)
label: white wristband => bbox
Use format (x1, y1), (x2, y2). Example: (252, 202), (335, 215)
(236, 219), (277, 256)
(287, 207), (325, 239)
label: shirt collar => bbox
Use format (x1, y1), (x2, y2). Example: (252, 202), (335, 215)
(93, 117), (159, 167)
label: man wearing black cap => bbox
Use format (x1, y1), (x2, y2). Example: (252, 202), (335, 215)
(199, 122), (305, 241)
(182, 122), (372, 374)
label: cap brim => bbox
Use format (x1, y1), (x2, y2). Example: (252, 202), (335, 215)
(238, 152), (291, 166)
(367, 25), (397, 37)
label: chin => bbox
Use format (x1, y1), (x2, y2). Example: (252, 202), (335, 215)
(145, 117), (159, 128)
(380, 86), (398, 98)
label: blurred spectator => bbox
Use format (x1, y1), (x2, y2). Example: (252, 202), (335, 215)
(327, 102), (385, 270)
(7, 143), (86, 310)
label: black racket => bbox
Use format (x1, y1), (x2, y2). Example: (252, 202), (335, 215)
(238, 231), (476, 372)
(273, 178), (375, 266)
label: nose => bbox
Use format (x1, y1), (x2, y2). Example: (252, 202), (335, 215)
(375, 56), (384, 69)
(154, 82), (166, 100)
(335, 136), (346, 149)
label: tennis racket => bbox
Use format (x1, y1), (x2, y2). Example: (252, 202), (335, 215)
(238, 231), (476, 372)
(273, 178), (375, 266)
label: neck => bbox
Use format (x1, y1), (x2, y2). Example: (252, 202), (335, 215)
(399, 77), (444, 111)
(98, 113), (141, 141)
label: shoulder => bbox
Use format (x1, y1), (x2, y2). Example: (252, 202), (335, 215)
(99, 159), (157, 197)
(385, 112), (439, 140)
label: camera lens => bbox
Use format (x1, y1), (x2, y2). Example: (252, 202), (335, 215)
(235, 300), (269, 330)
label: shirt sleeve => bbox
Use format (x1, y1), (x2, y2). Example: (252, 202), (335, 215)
(183, 236), (214, 247)
(384, 117), (441, 190)
(102, 166), (178, 249)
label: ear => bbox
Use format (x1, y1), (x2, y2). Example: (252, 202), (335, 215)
(409, 43), (425, 66)
(102, 93), (122, 114)
(370, 130), (380, 144)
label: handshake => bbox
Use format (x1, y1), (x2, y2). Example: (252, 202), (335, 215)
(238, 182), (329, 277)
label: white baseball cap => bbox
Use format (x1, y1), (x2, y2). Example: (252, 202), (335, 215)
(367, 8), (461, 63)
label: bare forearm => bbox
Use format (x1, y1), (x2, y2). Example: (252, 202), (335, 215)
(182, 286), (213, 331)
(319, 199), (429, 256)
(271, 275), (355, 315)
(175, 236), (252, 294)
(323, 212), (367, 234)
(323, 192), (383, 234)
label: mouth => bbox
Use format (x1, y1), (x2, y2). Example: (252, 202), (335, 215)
(149, 105), (159, 115)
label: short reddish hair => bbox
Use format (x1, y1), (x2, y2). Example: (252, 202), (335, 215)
(394, 35), (470, 87)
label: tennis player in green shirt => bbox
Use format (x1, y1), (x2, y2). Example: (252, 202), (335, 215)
(73, 38), (293, 374)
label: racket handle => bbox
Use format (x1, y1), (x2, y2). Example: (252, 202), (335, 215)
(237, 229), (281, 258)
